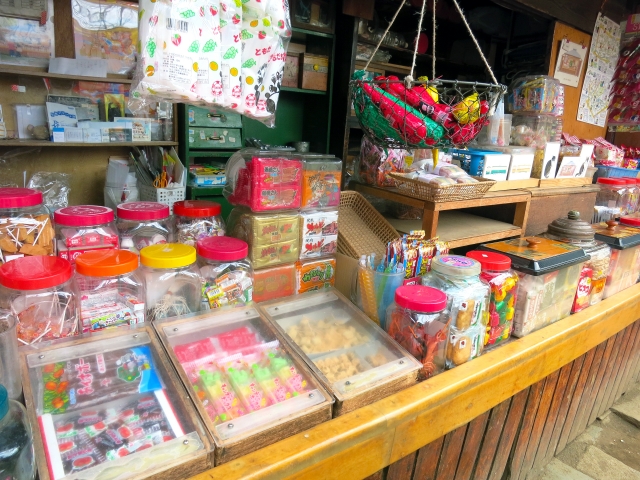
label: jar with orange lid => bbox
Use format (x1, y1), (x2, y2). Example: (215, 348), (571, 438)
(74, 249), (145, 332)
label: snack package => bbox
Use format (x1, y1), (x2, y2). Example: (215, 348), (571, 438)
(239, 17), (275, 116)
(301, 158), (342, 209)
(299, 210), (338, 259)
(227, 208), (299, 247)
(295, 257), (336, 293)
(252, 264), (296, 302)
(356, 135), (412, 187)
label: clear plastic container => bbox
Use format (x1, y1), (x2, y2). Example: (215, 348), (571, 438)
(197, 236), (253, 309)
(352, 266), (404, 327)
(386, 285), (448, 380)
(116, 201), (173, 254)
(173, 200), (225, 246)
(300, 155), (342, 210)
(0, 256), (78, 345)
(622, 179), (640, 215)
(0, 187), (55, 264)
(139, 244), (204, 321)
(75, 250), (146, 332)
(479, 238), (588, 337)
(300, 209), (338, 259)
(596, 178), (627, 216)
(511, 113), (560, 148)
(54, 206), (118, 264)
(593, 219), (640, 299)
(422, 255), (489, 368)
(252, 264), (296, 303)
(296, 257), (336, 294)
(466, 251), (518, 346)
(509, 75), (561, 114)
(0, 384), (35, 480)
(0, 313), (21, 400)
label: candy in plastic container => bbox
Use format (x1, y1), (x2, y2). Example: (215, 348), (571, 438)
(54, 206), (118, 264)
(116, 202), (173, 254)
(173, 200), (225, 246)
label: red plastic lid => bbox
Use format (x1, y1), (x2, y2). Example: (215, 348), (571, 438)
(619, 216), (640, 228)
(197, 236), (248, 261)
(117, 202), (170, 221)
(0, 256), (72, 290)
(466, 250), (512, 271)
(0, 188), (43, 209)
(597, 178), (626, 185)
(76, 250), (139, 277)
(394, 285), (447, 312)
(54, 206), (114, 226)
(624, 178), (639, 184)
(173, 200), (221, 218)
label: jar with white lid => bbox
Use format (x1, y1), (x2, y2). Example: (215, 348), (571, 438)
(116, 201), (173, 254)
(54, 206), (118, 264)
(386, 285), (449, 379)
(75, 249), (146, 332)
(173, 200), (225, 246)
(0, 187), (55, 264)
(0, 256), (78, 345)
(140, 243), (203, 321)
(197, 236), (253, 309)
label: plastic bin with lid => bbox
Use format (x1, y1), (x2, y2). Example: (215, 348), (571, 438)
(510, 113), (560, 148)
(54, 206), (118, 264)
(75, 249), (146, 332)
(197, 236), (253, 310)
(116, 201), (173, 254)
(386, 285), (448, 380)
(0, 384), (35, 480)
(154, 306), (333, 464)
(0, 256), (78, 345)
(300, 209), (338, 260)
(173, 200), (225, 246)
(466, 251), (518, 346)
(258, 288), (422, 416)
(622, 178), (640, 215)
(19, 324), (212, 479)
(482, 145), (535, 180)
(0, 187), (55, 264)
(544, 211), (612, 310)
(478, 237), (589, 337)
(508, 76), (561, 114)
(596, 178), (627, 216)
(300, 155), (342, 210)
(421, 255), (489, 368)
(140, 244), (204, 322)
(593, 218), (640, 299)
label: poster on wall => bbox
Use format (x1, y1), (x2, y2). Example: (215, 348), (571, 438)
(577, 13), (621, 127)
(554, 39), (587, 87)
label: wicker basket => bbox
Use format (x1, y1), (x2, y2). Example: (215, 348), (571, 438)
(389, 173), (496, 202)
(338, 190), (400, 259)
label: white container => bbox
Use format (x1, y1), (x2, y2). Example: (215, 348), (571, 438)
(14, 104), (47, 139)
(484, 146), (535, 180)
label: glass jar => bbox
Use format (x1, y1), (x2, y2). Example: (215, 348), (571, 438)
(466, 251), (518, 346)
(0, 256), (78, 345)
(54, 206), (118, 264)
(0, 313), (20, 400)
(422, 255), (489, 368)
(0, 187), (55, 264)
(140, 244), (203, 321)
(173, 200), (225, 246)
(0, 384), (35, 480)
(595, 178), (627, 216)
(544, 211), (612, 310)
(594, 218), (640, 298)
(386, 285), (448, 379)
(197, 236), (253, 309)
(116, 201), (173, 254)
(75, 250), (146, 332)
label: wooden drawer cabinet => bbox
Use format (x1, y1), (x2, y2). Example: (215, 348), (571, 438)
(187, 104), (242, 128)
(187, 127), (243, 149)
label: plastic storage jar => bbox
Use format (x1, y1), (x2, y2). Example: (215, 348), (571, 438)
(466, 251), (518, 346)
(0, 313), (20, 400)
(173, 200), (225, 246)
(622, 178), (640, 215)
(197, 236), (253, 309)
(386, 285), (449, 380)
(0, 187), (55, 264)
(479, 237), (588, 337)
(0, 256), (78, 345)
(596, 178), (627, 215)
(54, 206), (118, 264)
(116, 201), (173, 253)
(593, 218), (640, 299)
(422, 255), (489, 368)
(545, 211), (612, 310)
(140, 243), (203, 321)
(75, 250), (146, 332)
(0, 384), (35, 480)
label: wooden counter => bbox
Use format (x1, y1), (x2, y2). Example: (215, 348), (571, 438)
(191, 284), (640, 480)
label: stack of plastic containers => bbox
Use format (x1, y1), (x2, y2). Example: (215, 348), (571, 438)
(224, 149), (342, 302)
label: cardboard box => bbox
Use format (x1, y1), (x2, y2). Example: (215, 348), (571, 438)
(63, 127), (83, 142)
(45, 102), (78, 139)
(283, 54), (300, 87)
(82, 128), (102, 143)
(300, 53), (329, 91)
(115, 117), (151, 142)
(452, 149), (510, 181)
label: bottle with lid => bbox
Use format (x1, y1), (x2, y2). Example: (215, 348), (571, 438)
(173, 200), (225, 246)
(116, 201), (173, 254)
(0, 384), (35, 480)
(545, 211), (612, 309)
(54, 206), (118, 264)
(386, 285), (449, 379)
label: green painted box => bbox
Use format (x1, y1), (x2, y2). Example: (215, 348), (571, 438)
(188, 127), (243, 149)
(187, 105), (242, 128)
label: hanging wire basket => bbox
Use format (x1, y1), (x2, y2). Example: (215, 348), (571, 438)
(351, 71), (507, 150)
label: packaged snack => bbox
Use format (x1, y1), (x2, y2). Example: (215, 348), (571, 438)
(299, 210), (338, 259)
(252, 264), (296, 302)
(300, 156), (342, 209)
(54, 206), (119, 264)
(296, 257), (336, 293)
(355, 135), (411, 187)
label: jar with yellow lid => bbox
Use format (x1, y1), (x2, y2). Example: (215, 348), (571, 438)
(139, 243), (204, 321)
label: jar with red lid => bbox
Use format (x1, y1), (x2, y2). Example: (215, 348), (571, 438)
(595, 178), (627, 215)
(594, 217), (640, 298)
(75, 250), (146, 332)
(116, 201), (173, 254)
(54, 206), (118, 264)
(173, 200), (225, 246)
(0, 187), (55, 265)
(466, 251), (518, 346)
(622, 178), (640, 214)
(386, 285), (448, 379)
(197, 236), (253, 309)
(0, 256), (78, 345)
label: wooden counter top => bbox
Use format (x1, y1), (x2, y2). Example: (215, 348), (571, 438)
(192, 284), (640, 480)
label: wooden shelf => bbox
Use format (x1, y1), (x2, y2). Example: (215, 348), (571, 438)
(0, 66), (132, 84)
(281, 86), (328, 95)
(188, 185), (225, 194)
(357, 36), (434, 60)
(292, 26), (334, 38)
(0, 140), (178, 147)
(355, 60), (411, 75)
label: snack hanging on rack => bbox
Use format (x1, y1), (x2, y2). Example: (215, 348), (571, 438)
(379, 75), (437, 115)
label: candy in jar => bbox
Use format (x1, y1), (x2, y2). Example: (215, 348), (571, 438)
(466, 251), (518, 346)
(54, 206), (118, 264)
(173, 200), (225, 246)
(116, 201), (173, 254)
(0, 256), (78, 345)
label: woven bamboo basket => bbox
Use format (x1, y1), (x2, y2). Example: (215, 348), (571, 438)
(388, 173), (496, 202)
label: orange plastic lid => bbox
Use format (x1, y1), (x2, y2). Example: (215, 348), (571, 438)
(76, 249), (139, 277)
